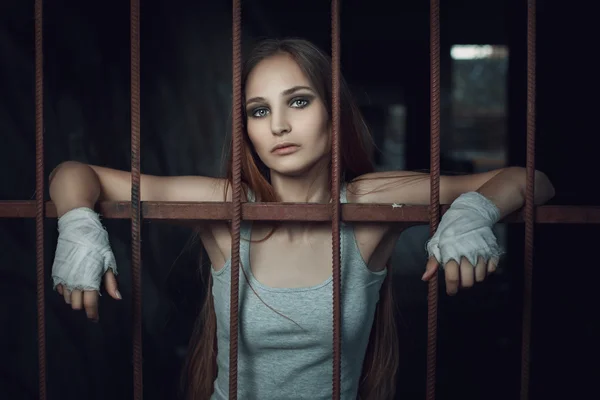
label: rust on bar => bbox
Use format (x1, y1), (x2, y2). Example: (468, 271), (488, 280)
(34, 1), (47, 399)
(521, 1), (536, 399)
(426, 1), (441, 398)
(1, 202), (599, 224)
(331, 0), (342, 398)
(129, 0), (143, 398)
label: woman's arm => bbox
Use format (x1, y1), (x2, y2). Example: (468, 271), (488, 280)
(474, 167), (555, 218)
(351, 166), (555, 295)
(349, 166), (556, 215)
(49, 161), (229, 217)
(48, 161), (229, 320)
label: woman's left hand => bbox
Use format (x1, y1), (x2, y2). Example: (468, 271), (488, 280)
(421, 192), (504, 295)
(421, 255), (499, 295)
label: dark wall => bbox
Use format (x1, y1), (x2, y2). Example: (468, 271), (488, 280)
(0, 0), (596, 399)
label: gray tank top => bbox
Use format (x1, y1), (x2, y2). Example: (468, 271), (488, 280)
(210, 184), (387, 399)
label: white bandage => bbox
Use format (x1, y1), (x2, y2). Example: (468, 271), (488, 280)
(426, 192), (504, 267)
(51, 207), (117, 293)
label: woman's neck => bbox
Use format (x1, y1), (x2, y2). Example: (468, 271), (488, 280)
(270, 158), (332, 204)
(257, 158), (334, 242)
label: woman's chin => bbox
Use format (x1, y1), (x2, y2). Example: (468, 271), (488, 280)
(271, 168), (308, 178)
(267, 155), (329, 179)
(269, 163), (314, 178)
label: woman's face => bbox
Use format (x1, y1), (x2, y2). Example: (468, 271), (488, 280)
(244, 53), (331, 177)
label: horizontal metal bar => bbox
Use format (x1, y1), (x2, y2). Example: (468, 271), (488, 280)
(0, 201), (598, 224)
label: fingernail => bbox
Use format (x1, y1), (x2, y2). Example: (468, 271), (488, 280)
(115, 290), (122, 299)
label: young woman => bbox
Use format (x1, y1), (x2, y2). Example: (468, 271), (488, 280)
(49, 39), (555, 400)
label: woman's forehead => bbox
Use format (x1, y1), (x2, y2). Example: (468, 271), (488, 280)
(246, 54), (312, 96)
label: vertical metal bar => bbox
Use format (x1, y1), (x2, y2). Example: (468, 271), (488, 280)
(130, 0), (143, 399)
(34, 1), (47, 399)
(426, 0), (441, 399)
(330, 1), (342, 398)
(229, 0), (243, 398)
(521, 1), (536, 399)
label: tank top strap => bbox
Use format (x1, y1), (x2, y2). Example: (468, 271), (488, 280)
(233, 186), (252, 253)
(340, 182), (348, 204)
(246, 187), (256, 203)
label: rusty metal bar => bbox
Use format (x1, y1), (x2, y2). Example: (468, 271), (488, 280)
(331, 0), (342, 398)
(2, 202), (599, 224)
(229, 0), (243, 398)
(129, 0), (143, 398)
(426, 0), (441, 398)
(521, 1), (536, 399)
(34, 1), (47, 399)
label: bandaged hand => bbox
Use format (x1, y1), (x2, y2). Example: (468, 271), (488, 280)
(422, 192), (504, 295)
(52, 207), (121, 320)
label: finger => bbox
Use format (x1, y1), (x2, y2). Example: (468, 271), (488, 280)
(63, 288), (72, 304)
(422, 256), (439, 281)
(460, 257), (475, 288)
(83, 291), (99, 321)
(487, 257), (499, 274)
(71, 290), (83, 310)
(444, 259), (460, 295)
(57, 284), (63, 296)
(475, 256), (487, 282)
(104, 270), (122, 300)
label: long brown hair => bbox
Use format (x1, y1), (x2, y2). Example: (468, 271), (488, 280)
(181, 38), (399, 400)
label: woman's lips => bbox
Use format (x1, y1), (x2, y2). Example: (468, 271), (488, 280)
(271, 144), (299, 155)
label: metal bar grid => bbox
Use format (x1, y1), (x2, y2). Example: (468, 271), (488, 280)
(3, 0), (597, 399)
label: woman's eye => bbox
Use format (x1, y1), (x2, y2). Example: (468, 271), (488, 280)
(249, 98), (309, 118)
(251, 108), (269, 118)
(291, 98), (309, 108)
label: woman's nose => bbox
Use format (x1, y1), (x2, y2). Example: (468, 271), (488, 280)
(271, 111), (291, 136)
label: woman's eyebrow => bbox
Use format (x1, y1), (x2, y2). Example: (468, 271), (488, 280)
(246, 85), (314, 106)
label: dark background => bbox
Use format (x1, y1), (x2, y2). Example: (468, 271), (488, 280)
(1, 0), (597, 399)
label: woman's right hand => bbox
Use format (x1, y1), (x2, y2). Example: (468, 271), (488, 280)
(52, 207), (121, 321)
(56, 271), (120, 321)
